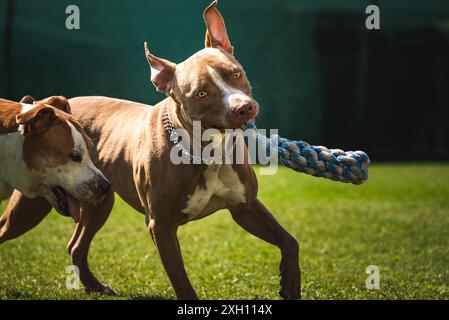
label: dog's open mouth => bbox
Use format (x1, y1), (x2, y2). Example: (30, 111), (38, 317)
(52, 187), (81, 223)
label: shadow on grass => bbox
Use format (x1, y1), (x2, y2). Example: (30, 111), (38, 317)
(2, 289), (34, 300)
(131, 295), (171, 300)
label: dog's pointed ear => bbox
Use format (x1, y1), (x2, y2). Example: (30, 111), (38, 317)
(144, 42), (176, 94)
(16, 105), (57, 136)
(204, 0), (233, 55)
(44, 96), (72, 114)
(20, 95), (36, 104)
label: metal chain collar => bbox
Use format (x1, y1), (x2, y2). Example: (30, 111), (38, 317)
(163, 112), (240, 165)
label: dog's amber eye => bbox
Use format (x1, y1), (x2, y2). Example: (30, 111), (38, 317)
(233, 71), (242, 79)
(69, 151), (82, 163)
(196, 90), (208, 99)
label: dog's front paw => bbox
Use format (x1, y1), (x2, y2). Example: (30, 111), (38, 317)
(279, 258), (301, 300)
(85, 284), (117, 296)
(279, 279), (301, 300)
(100, 285), (117, 296)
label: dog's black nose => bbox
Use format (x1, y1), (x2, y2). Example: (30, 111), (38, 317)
(98, 178), (112, 194)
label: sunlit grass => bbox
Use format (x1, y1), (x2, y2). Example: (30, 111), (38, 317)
(1, 163), (448, 299)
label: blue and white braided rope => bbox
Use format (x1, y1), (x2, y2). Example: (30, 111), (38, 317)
(243, 120), (370, 185)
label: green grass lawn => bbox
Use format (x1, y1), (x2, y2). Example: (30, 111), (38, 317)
(0, 164), (448, 300)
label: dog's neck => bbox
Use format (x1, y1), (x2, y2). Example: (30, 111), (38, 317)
(163, 97), (213, 148)
(0, 132), (37, 198)
(172, 99), (194, 135)
(159, 95), (189, 132)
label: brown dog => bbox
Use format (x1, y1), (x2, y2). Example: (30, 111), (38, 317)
(0, 2), (300, 299)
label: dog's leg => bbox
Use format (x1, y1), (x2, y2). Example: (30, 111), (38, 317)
(0, 191), (52, 245)
(148, 219), (197, 299)
(229, 199), (301, 300)
(67, 222), (82, 256)
(69, 192), (116, 295)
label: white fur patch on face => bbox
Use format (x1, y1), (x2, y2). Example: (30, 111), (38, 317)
(67, 121), (86, 154)
(67, 121), (105, 175)
(67, 121), (103, 181)
(182, 165), (246, 218)
(206, 66), (250, 109)
(67, 121), (102, 174)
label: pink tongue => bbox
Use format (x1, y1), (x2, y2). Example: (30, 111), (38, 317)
(66, 194), (81, 223)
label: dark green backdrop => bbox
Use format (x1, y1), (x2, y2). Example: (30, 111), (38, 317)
(1, 0), (449, 160)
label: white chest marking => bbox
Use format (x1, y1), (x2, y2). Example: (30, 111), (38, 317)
(182, 165), (246, 217)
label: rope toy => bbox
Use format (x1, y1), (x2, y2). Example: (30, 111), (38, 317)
(243, 120), (370, 185)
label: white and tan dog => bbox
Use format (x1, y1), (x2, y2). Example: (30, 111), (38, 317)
(0, 96), (111, 223)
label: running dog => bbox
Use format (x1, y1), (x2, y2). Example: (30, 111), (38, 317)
(0, 2), (300, 299)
